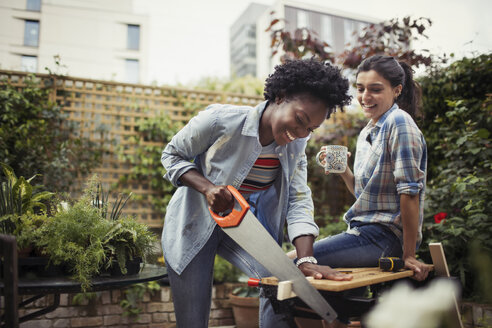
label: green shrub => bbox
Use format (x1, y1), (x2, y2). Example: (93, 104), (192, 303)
(0, 162), (53, 250)
(103, 215), (157, 274)
(36, 198), (110, 291)
(0, 75), (104, 192)
(36, 176), (158, 291)
(116, 112), (181, 216)
(418, 54), (492, 301)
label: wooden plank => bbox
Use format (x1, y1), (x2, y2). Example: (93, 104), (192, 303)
(277, 277), (314, 300)
(429, 242), (451, 277)
(429, 242), (464, 328)
(261, 267), (417, 292)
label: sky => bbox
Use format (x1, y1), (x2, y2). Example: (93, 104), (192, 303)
(134, 0), (492, 86)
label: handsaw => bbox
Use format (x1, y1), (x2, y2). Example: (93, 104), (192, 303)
(209, 185), (337, 323)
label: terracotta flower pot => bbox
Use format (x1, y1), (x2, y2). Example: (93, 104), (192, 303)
(228, 293), (260, 328)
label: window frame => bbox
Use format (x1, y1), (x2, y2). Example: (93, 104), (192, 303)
(127, 24), (140, 50)
(24, 20), (40, 47)
(21, 55), (38, 72)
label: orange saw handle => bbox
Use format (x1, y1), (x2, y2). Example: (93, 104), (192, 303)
(208, 185), (250, 228)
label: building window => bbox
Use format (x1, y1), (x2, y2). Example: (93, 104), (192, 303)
(26, 0), (41, 11)
(247, 25), (256, 38)
(21, 55), (37, 72)
(297, 10), (309, 29)
(24, 20), (39, 47)
(125, 59), (139, 83)
(247, 44), (256, 57)
(127, 24), (140, 50)
(321, 15), (333, 46)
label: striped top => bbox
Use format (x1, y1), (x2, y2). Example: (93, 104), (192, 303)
(238, 142), (280, 196)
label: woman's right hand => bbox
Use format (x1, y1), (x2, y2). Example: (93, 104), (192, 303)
(178, 170), (235, 212)
(205, 185), (234, 213)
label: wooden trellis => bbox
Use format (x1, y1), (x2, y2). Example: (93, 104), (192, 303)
(0, 70), (262, 227)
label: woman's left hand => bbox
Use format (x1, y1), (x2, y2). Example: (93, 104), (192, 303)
(404, 256), (432, 281)
(298, 263), (353, 281)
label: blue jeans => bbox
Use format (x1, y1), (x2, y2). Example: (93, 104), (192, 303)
(312, 222), (402, 323)
(166, 225), (293, 328)
(313, 222), (403, 267)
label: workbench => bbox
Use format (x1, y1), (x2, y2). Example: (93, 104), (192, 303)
(259, 267), (429, 327)
(261, 267), (416, 293)
(259, 243), (463, 328)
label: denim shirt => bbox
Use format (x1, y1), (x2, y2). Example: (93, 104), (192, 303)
(161, 101), (318, 274)
(344, 104), (427, 246)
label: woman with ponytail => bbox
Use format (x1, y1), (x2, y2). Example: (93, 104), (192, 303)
(290, 55), (431, 327)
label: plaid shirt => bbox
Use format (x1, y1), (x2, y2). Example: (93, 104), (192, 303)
(344, 104), (427, 246)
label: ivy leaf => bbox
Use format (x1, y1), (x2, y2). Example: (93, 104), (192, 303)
(456, 136), (467, 146)
(477, 128), (490, 139)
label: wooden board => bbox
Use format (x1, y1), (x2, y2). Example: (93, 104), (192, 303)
(429, 242), (464, 328)
(261, 267), (418, 292)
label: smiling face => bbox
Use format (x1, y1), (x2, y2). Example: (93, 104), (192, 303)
(261, 94), (329, 146)
(260, 95), (328, 146)
(356, 70), (402, 124)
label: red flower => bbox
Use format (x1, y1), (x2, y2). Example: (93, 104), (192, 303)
(434, 212), (447, 224)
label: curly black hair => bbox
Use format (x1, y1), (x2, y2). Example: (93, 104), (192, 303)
(263, 58), (352, 115)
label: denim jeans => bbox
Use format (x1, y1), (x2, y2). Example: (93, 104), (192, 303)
(312, 222), (402, 324)
(166, 225), (293, 328)
(313, 222), (403, 267)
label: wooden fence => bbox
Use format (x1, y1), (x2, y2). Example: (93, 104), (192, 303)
(0, 70), (262, 228)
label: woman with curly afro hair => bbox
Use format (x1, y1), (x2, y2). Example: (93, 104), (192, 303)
(161, 58), (352, 328)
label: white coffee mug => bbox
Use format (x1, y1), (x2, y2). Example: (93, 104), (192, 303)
(315, 145), (348, 173)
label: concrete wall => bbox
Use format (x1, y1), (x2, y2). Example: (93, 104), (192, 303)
(0, 0), (148, 83)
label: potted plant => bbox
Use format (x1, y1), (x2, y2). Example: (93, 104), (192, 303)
(89, 180), (157, 276)
(0, 162), (53, 256)
(35, 176), (158, 291)
(228, 274), (260, 328)
(35, 195), (112, 291)
(102, 215), (157, 276)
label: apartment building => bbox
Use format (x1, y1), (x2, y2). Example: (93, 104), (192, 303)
(0, 0), (148, 83)
(229, 2), (269, 78)
(230, 0), (379, 79)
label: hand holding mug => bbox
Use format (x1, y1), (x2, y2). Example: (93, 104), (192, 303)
(316, 145), (348, 174)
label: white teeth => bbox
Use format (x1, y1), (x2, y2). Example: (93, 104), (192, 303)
(286, 130), (295, 141)
(364, 104), (376, 108)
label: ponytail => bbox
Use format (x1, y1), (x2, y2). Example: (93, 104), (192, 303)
(396, 61), (422, 121)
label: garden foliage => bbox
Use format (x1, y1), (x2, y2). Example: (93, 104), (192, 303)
(0, 75), (104, 192)
(0, 162), (53, 249)
(116, 112), (182, 216)
(417, 54), (492, 300)
(35, 179), (158, 291)
(267, 14), (432, 70)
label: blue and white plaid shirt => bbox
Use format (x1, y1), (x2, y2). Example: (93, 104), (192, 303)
(344, 104), (427, 246)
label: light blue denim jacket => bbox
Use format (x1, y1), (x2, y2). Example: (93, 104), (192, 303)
(161, 101), (318, 274)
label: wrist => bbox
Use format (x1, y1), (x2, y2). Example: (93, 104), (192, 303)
(403, 253), (416, 261)
(295, 256), (318, 267)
